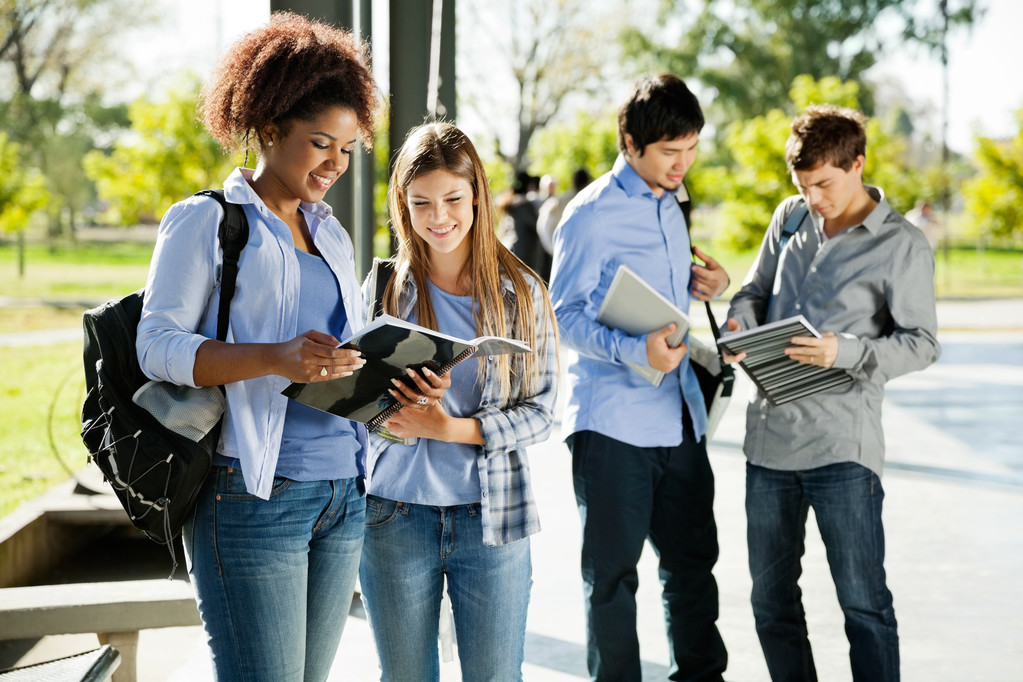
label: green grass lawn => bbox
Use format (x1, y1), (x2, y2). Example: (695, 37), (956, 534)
(0, 237), (1020, 519)
(0, 341), (90, 519)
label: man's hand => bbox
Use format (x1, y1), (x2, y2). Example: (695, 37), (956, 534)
(690, 245), (730, 301)
(785, 332), (839, 368)
(721, 319), (746, 364)
(646, 323), (688, 374)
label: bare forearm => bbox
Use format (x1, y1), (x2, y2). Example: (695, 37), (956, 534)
(193, 339), (280, 386)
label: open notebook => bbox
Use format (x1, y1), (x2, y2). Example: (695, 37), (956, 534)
(282, 314), (531, 431)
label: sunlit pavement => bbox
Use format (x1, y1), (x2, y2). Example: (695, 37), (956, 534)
(7, 300), (1023, 681)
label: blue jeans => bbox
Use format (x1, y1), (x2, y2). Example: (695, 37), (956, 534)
(183, 466), (365, 682)
(746, 462), (899, 682)
(359, 496), (532, 682)
(568, 430), (727, 682)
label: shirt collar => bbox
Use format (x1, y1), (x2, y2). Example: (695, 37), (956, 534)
(223, 167), (334, 222)
(811, 184), (891, 238)
(612, 154), (661, 200)
(859, 185), (889, 235)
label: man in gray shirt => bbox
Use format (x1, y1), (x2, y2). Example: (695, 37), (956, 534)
(723, 104), (940, 682)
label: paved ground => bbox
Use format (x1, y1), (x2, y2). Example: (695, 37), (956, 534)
(5, 299), (1023, 680)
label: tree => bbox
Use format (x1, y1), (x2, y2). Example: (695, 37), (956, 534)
(0, 132), (48, 276)
(458, 0), (625, 172)
(525, 109), (619, 189)
(622, 0), (981, 122)
(1, 0), (154, 238)
(83, 80), (238, 225)
(700, 75), (926, 249)
(961, 109), (1023, 241)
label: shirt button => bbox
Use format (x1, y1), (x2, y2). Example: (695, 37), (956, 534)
(795, 303), (802, 310)
(810, 266), (817, 273)
(760, 414), (767, 420)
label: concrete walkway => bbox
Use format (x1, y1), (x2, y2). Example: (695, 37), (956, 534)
(5, 310), (1022, 680)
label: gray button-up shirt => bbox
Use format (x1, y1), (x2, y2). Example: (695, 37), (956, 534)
(726, 187), (941, 476)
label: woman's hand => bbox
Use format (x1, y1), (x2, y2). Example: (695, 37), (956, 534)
(272, 330), (366, 383)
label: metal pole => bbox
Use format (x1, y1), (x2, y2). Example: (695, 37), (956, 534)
(940, 0), (951, 287)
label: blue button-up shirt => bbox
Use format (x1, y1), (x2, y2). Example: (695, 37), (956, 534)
(137, 168), (367, 499)
(549, 155), (707, 446)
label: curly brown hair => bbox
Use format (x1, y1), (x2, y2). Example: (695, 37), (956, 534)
(199, 11), (376, 154)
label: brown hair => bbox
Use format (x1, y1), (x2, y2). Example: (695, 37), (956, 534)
(785, 104), (867, 172)
(385, 122), (557, 402)
(199, 12), (376, 154)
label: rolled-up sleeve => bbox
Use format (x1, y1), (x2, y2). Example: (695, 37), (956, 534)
(136, 197), (222, 388)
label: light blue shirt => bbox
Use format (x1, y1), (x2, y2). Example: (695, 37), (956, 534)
(137, 167), (367, 499)
(549, 154), (707, 446)
(361, 265), (558, 545)
(275, 248), (360, 481)
(368, 281), (483, 505)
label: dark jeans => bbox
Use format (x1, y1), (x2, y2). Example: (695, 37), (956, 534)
(568, 430), (727, 682)
(746, 462), (899, 682)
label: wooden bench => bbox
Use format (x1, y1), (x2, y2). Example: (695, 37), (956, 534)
(0, 579), (200, 682)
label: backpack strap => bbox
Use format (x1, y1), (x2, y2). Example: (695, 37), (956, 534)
(194, 189), (249, 342)
(778, 199), (808, 252)
(370, 257), (396, 320)
(675, 183), (725, 341)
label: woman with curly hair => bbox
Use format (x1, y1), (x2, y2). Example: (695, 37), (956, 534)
(359, 122), (559, 681)
(136, 13), (438, 681)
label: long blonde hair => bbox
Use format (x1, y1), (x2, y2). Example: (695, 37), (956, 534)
(385, 122), (556, 401)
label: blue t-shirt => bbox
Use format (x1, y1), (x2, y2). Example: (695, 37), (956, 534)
(216, 248), (360, 480)
(368, 280), (483, 505)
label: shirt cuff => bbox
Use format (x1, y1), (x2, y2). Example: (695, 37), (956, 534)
(833, 332), (860, 369)
(622, 335), (650, 368)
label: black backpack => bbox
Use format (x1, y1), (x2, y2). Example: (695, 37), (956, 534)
(80, 190), (248, 569)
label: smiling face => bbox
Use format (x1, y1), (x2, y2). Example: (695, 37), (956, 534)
(624, 131), (699, 197)
(405, 169), (476, 264)
(259, 105), (359, 205)
(791, 156), (865, 225)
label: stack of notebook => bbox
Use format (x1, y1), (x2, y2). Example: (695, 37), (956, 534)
(717, 315), (853, 405)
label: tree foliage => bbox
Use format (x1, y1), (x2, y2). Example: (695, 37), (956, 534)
(1, 0), (155, 238)
(699, 75), (926, 250)
(83, 81), (238, 225)
(459, 0), (625, 172)
(961, 109), (1023, 241)
(623, 0), (981, 122)
(525, 109), (619, 189)
(0, 132), (48, 232)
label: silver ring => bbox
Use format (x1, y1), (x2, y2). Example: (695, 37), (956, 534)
(320, 367), (328, 377)
(416, 396), (429, 406)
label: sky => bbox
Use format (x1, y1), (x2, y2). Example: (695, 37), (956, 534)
(125, 0), (1022, 156)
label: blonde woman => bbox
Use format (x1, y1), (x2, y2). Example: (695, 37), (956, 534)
(359, 122), (558, 681)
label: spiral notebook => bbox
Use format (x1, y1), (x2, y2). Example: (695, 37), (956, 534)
(717, 315), (853, 405)
(282, 314), (531, 430)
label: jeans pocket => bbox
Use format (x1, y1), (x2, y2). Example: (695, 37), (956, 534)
(215, 468), (293, 501)
(365, 495), (402, 528)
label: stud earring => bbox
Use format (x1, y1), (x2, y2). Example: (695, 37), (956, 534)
(268, 140), (273, 147)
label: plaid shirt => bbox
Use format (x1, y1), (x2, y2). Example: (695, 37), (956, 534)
(362, 267), (558, 545)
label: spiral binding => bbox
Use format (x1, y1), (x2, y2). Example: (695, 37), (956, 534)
(367, 345), (478, 431)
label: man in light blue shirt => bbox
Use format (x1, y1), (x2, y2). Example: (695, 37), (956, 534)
(549, 74), (730, 682)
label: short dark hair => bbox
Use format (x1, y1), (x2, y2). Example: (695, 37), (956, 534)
(618, 74), (704, 156)
(785, 104), (867, 172)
